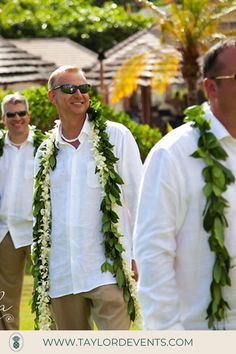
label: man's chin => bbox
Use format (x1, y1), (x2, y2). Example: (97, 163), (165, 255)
(11, 128), (28, 135)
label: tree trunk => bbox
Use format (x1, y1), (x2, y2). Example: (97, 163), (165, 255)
(180, 45), (200, 106)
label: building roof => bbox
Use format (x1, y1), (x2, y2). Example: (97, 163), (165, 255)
(85, 24), (182, 88)
(10, 37), (97, 71)
(0, 37), (56, 88)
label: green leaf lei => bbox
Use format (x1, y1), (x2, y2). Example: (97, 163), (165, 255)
(0, 129), (6, 156)
(0, 126), (45, 157)
(31, 97), (141, 330)
(184, 105), (235, 329)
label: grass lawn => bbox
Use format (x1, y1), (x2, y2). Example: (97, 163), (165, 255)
(20, 274), (34, 330)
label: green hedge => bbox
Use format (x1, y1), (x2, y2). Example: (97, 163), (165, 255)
(100, 103), (162, 161)
(0, 86), (162, 160)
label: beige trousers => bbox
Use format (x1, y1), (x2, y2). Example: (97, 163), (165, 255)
(0, 233), (30, 330)
(50, 284), (131, 330)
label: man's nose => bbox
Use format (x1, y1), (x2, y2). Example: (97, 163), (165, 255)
(74, 88), (83, 96)
(14, 113), (22, 120)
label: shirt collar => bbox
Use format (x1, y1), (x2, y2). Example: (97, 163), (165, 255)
(55, 114), (91, 147)
(4, 125), (34, 146)
(203, 102), (230, 140)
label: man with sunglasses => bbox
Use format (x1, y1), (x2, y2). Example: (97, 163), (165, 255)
(0, 92), (35, 329)
(134, 38), (236, 330)
(33, 65), (142, 330)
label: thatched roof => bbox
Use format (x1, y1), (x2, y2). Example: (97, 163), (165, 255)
(10, 37), (97, 71)
(0, 37), (56, 88)
(85, 24), (182, 88)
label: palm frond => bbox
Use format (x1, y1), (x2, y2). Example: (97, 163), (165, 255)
(111, 53), (148, 104)
(151, 51), (180, 94)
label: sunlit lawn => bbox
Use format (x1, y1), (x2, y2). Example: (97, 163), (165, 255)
(20, 274), (34, 330)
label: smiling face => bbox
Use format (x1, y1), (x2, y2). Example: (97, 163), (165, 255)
(2, 102), (30, 141)
(48, 69), (90, 122)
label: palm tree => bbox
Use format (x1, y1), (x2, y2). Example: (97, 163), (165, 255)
(112, 0), (236, 106)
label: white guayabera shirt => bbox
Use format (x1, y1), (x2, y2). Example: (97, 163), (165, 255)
(0, 130), (35, 248)
(134, 102), (236, 330)
(35, 118), (142, 298)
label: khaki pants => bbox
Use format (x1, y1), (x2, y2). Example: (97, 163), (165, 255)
(50, 284), (131, 330)
(0, 233), (30, 330)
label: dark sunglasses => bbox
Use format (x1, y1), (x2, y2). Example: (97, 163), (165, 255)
(210, 74), (236, 81)
(5, 110), (28, 118)
(53, 83), (91, 94)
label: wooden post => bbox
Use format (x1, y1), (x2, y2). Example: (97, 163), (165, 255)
(140, 85), (151, 125)
(98, 50), (106, 104)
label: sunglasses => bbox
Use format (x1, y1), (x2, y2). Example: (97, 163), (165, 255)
(210, 74), (236, 81)
(5, 110), (28, 118)
(53, 84), (91, 94)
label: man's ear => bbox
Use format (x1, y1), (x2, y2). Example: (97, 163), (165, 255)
(203, 78), (217, 99)
(1, 115), (6, 127)
(48, 90), (57, 105)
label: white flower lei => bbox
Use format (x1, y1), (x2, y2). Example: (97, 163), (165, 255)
(32, 130), (57, 330)
(32, 113), (141, 330)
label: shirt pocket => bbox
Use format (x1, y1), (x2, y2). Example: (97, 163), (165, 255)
(24, 160), (34, 179)
(51, 163), (69, 189)
(86, 161), (100, 188)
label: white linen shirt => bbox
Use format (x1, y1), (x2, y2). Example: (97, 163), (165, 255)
(134, 102), (236, 330)
(0, 129), (35, 248)
(36, 118), (142, 298)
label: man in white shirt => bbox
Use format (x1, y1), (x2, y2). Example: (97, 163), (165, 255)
(33, 65), (142, 330)
(134, 39), (236, 330)
(0, 93), (36, 330)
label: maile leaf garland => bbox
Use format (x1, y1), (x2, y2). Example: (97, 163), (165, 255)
(185, 105), (235, 329)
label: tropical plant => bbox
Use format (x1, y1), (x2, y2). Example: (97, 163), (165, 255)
(111, 49), (180, 104)
(112, 0), (236, 105)
(0, 0), (152, 52)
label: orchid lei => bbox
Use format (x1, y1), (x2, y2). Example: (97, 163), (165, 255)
(31, 98), (141, 330)
(185, 104), (235, 329)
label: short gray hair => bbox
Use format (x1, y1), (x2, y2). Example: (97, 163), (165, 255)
(1, 92), (29, 115)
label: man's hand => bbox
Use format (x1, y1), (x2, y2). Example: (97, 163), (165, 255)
(132, 259), (138, 282)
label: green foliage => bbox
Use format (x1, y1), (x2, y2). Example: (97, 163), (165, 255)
(185, 104), (235, 329)
(100, 103), (162, 160)
(0, 86), (162, 161)
(0, 0), (152, 52)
